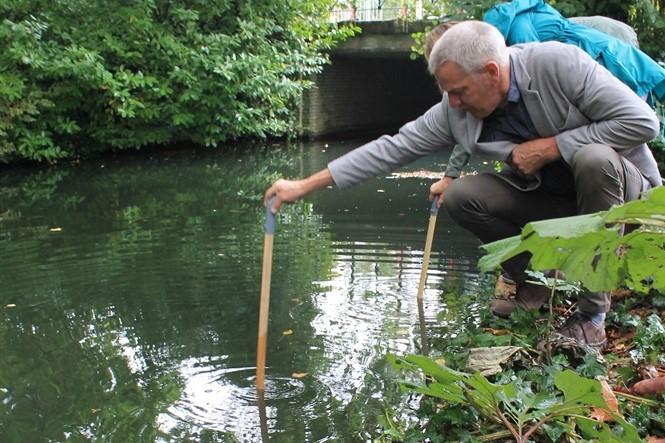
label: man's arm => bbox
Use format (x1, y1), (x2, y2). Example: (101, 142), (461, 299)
(444, 144), (470, 178)
(328, 101), (455, 189)
(264, 101), (456, 212)
(548, 45), (659, 163)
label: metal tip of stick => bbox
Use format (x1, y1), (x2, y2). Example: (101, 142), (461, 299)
(430, 195), (440, 215)
(265, 196), (276, 234)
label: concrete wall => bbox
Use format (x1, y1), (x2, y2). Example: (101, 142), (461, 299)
(299, 21), (442, 138)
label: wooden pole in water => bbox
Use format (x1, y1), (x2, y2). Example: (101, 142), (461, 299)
(417, 297), (429, 356)
(257, 388), (270, 441)
(416, 197), (439, 302)
(256, 198), (276, 391)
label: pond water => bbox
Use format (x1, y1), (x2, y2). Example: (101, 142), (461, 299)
(0, 140), (492, 442)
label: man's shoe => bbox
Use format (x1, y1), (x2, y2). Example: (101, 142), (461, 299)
(500, 271), (516, 285)
(556, 312), (607, 350)
(491, 283), (550, 318)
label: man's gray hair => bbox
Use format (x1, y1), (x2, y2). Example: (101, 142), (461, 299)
(428, 21), (509, 75)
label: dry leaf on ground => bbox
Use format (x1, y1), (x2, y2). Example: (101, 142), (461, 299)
(590, 380), (620, 422)
(483, 327), (511, 336)
(610, 288), (633, 300)
(632, 376), (665, 396)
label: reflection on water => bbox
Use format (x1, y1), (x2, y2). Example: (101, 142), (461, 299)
(0, 141), (491, 442)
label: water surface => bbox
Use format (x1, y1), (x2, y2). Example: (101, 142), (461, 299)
(0, 140), (491, 442)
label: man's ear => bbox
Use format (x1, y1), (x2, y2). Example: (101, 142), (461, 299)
(484, 61), (500, 80)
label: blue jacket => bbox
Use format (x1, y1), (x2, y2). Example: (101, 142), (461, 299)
(484, 0), (665, 101)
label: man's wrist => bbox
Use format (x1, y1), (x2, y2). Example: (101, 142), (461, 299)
(545, 137), (561, 161)
(301, 168), (334, 195)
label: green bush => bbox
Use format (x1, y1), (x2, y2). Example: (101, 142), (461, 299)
(480, 186), (665, 294)
(629, 0), (665, 62)
(0, 0), (355, 162)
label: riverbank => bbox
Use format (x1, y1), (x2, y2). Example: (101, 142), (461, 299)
(383, 277), (665, 441)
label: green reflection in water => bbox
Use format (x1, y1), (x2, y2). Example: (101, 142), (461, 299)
(0, 141), (489, 442)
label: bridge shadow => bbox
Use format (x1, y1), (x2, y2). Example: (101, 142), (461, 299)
(299, 20), (442, 138)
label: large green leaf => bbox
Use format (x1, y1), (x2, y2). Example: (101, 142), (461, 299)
(463, 372), (509, 420)
(605, 186), (665, 226)
(576, 415), (642, 443)
(464, 371), (502, 397)
(479, 187), (665, 293)
(554, 369), (606, 408)
(400, 381), (466, 404)
(477, 235), (523, 273)
(403, 354), (469, 383)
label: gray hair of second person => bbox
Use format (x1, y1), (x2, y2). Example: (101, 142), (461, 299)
(427, 21), (509, 75)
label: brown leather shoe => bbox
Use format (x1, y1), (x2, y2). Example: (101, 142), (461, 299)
(491, 282), (551, 318)
(556, 312), (607, 349)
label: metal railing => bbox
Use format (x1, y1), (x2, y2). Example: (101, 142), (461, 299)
(330, 1), (424, 22)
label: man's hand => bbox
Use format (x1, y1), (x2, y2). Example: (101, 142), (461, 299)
(264, 179), (308, 213)
(263, 168), (334, 214)
(508, 137), (561, 177)
(429, 176), (455, 208)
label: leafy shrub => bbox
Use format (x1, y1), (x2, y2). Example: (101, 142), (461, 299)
(0, 0), (356, 162)
(480, 186), (665, 294)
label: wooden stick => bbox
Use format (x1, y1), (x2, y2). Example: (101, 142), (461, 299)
(257, 387), (270, 441)
(416, 198), (439, 301)
(256, 198), (276, 391)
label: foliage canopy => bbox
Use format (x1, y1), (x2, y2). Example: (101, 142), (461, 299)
(0, 0), (355, 162)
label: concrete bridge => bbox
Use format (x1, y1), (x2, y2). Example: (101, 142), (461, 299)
(298, 20), (441, 138)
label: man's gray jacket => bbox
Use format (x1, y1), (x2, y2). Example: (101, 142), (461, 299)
(328, 41), (662, 191)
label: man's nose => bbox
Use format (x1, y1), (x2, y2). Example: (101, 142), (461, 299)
(448, 94), (461, 108)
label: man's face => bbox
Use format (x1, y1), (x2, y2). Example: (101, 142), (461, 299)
(435, 61), (501, 119)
